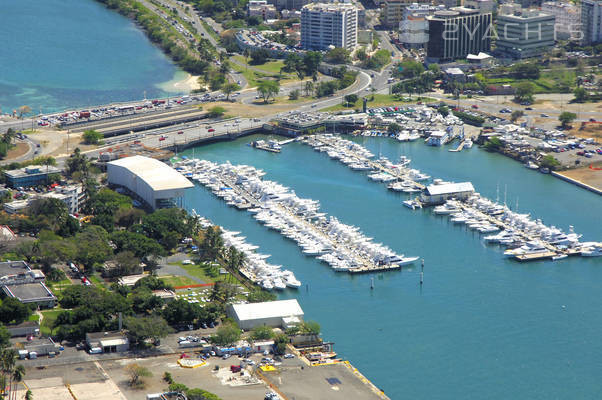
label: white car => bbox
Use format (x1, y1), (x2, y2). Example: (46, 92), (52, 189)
(284, 354), (295, 359)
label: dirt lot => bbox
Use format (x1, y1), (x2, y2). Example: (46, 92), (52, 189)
(556, 161), (602, 192)
(570, 122), (602, 140)
(5, 142), (30, 159)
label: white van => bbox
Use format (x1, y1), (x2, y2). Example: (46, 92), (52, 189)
(89, 347), (102, 354)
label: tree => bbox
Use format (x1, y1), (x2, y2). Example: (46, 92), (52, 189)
(222, 83), (240, 101)
(113, 251), (140, 278)
(124, 363), (152, 389)
(438, 105), (449, 117)
(257, 80), (280, 103)
(110, 231), (165, 259)
(247, 290), (276, 303)
(304, 81), (314, 97)
(300, 320), (320, 335)
(82, 130), (103, 145)
(325, 47), (350, 64)
(163, 299), (201, 326)
(344, 94), (358, 107)
(428, 63), (440, 74)
(186, 388), (222, 400)
(514, 82), (535, 103)
(510, 110), (524, 123)
(573, 87), (588, 103)
(511, 62), (540, 79)
(540, 155), (561, 170)
(207, 106), (226, 118)
(396, 60), (424, 79)
(484, 136), (503, 152)
(388, 123), (401, 134)
(124, 316), (169, 346)
(303, 51), (323, 76)
(25, 389), (33, 400)
(211, 323), (241, 346)
(0, 325), (9, 349)
(17, 106), (31, 119)
(0, 298), (32, 325)
(249, 49), (270, 65)
(558, 111), (577, 128)
(251, 325), (274, 341)
(74, 225), (113, 272)
(289, 89), (300, 100)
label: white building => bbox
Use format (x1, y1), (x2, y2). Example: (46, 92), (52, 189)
(43, 184), (86, 214)
(107, 155), (193, 210)
(496, 7), (556, 59)
(248, 0), (278, 20)
(421, 182), (475, 205)
(300, 3), (358, 50)
(463, 0), (496, 13)
(398, 3), (445, 48)
(541, 2), (580, 40)
(227, 299), (304, 330)
(581, 0), (602, 45)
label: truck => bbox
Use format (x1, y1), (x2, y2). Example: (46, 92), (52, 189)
(79, 111), (91, 118)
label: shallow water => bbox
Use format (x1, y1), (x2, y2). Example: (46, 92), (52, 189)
(0, 0), (182, 114)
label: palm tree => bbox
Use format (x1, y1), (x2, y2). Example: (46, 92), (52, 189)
(1, 349), (17, 400)
(11, 365), (25, 400)
(304, 81), (314, 97)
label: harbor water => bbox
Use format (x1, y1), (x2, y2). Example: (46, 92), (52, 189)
(182, 134), (601, 400)
(0, 0), (182, 114)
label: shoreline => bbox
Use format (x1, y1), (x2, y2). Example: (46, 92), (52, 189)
(157, 70), (201, 93)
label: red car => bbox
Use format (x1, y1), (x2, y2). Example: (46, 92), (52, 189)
(471, 104), (479, 109)
(208, 128), (215, 133)
(177, 131), (184, 135)
(159, 136), (166, 141)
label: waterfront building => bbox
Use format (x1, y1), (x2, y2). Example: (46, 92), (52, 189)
(426, 8), (492, 62)
(248, 0), (278, 20)
(107, 155), (193, 210)
(227, 299), (304, 330)
(3, 165), (62, 188)
(420, 182), (475, 204)
(383, 0), (430, 28)
(541, 2), (580, 40)
(581, 0), (602, 45)
(495, 7), (555, 59)
(301, 3), (358, 50)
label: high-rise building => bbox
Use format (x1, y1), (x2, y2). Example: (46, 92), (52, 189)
(301, 3), (358, 50)
(463, 0), (496, 13)
(581, 0), (602, 45)
(398, 4), (446, 48)
(426, 8), (492, 62)
(541, 2), (580, 40)
(496, 6), (555, 59)
(382, 0), (430, 28)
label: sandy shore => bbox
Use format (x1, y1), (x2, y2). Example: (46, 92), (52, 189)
(158, 72), (201, 93)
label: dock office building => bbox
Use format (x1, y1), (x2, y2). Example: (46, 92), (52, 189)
(426, 8), (492, 62)
(421, 182), (475, 205)
(107, 155), (193, 210)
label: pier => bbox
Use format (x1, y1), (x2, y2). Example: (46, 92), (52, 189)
(178, 159), (418, 274)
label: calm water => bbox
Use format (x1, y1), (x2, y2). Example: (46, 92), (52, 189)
(182, 136), (602, 400)
(0, 0), (181, 114)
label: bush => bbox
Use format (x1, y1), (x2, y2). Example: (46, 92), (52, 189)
(82, 130), (103, 145)
(207, 106), (226, 118)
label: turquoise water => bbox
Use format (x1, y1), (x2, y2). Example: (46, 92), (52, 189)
(0, 0), (181, 114)
(182, 136), (602, 399)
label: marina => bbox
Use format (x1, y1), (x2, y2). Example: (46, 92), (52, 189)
(193, 213), (302, 290)
(297, 134), (600, 262)
(180, 133), (602, 400)
(173, 158), (419, 274)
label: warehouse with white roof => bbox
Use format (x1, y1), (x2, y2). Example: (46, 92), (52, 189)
(421, 182), (475, 205)
(227, 299), (304, 330)
(107, 155), (193, 210)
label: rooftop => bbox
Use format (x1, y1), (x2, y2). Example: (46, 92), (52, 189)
(230, 299), (304, 321)
(108, 155), (193, 192)
(302, 3), (358, 12)
(0, 261), (31, 278)
(425, 182), (475, 196)
(86, 331), (128, 341)
(3, 282), (56, 303)
(4, 165), (62, 179)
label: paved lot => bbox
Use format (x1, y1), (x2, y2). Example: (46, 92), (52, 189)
(265, 361), (384, 400)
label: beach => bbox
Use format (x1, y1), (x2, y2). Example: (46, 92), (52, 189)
(157, 70), (201, 93)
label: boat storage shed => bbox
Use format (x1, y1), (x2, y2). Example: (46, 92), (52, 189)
(107, 155), (193, 210)
(421, 182), (475, 205)
(227, 299), (304, 330)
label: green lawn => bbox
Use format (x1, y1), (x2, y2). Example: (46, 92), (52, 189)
(159, 275), (198, 287)
(322, 94), (436, 112)
(170, 261), (237, 284)
(232, 55), (287, 74)
(230, 56), (298, 87)
(40, 309), (63, 336)
(481, 70), (576, 94)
